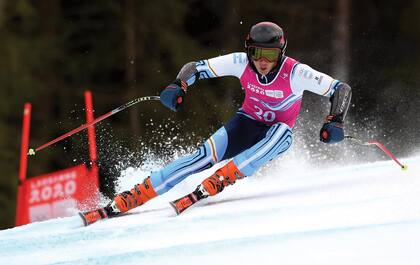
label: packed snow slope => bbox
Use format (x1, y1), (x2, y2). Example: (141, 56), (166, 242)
(1, 155), (420, 265)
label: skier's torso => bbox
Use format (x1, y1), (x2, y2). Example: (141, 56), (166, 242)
(239, 57), (300, 127)
(187, 52), (341, 128)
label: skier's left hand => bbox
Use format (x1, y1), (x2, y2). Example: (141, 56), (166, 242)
(320, 115), (344, 144)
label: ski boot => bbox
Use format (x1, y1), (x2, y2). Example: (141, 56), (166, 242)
(80, 177), (158, 226)
(170, 160), (245, 214)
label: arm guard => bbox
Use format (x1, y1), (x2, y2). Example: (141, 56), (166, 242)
(329, 82), (352, 123)
(176, 62), (199, 85)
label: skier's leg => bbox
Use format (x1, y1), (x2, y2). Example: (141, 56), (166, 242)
(149, 138), (221, 195)
(196, 122), (293, 198)
(233, 122), (293, 176)
(107, 126), (230, 215)
(108, 114), (275, 215)
(149, 113), (270, 196)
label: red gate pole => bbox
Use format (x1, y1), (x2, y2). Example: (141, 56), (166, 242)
(84, 91), (99, 198)
(16, 103), (32, 226)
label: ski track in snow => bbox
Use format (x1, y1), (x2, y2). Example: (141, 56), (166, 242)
(1, 156), (420, 265)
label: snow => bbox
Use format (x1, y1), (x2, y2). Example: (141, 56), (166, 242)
(1, 155), (420, 265)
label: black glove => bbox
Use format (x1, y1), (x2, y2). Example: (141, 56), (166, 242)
(320, 115), (345, 144)
(160, 79), (187, 112)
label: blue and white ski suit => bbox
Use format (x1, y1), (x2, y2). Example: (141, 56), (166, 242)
(150, 52), (343, 195)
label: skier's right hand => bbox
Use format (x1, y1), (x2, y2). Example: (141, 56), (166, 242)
(160, 79), (187, 112)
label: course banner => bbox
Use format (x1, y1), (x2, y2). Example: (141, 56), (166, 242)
(17, 164), (99, 225)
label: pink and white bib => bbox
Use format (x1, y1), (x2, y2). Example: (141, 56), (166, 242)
(239, 57), (300, 127)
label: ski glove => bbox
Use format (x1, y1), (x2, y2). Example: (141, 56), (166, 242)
(320, 115), (344, 144)
(160, 79), (188, 112)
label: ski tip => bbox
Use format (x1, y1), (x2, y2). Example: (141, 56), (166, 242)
(169, 201), (181, 215)
(78, 208), (108, 226)
(78, 212), (89, 226)
(170, 193), (198, 215)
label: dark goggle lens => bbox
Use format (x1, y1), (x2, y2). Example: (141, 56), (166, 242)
(248, 46), (281, 62)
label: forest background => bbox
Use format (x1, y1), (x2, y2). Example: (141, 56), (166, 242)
(1, 0), (419, 229)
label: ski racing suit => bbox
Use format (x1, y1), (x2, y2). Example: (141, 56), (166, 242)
(150, 52), (350, 195)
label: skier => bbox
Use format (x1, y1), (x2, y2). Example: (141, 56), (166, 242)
(80, 21), (352, 225)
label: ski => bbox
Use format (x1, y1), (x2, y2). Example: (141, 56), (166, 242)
(79, 207), (109, 226)
(79, 202), (121, 226)
(170, 190), (204, 215)
(79, 207), (115, 226)
(81, 186), (207, 225)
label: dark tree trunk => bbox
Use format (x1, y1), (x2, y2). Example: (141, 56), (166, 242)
(125, 0), (140, 137)
(332, 0), (350, 82)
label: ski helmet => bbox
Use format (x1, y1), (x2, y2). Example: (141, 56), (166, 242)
(245, 22), (287, 61)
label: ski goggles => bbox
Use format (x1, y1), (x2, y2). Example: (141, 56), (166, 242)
(247, 46), (281, 62)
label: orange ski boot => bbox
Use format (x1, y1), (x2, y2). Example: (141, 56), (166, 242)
(170, 160), (245, 214)
(199, 160), (245, 197)
(107, 176), (158, 216)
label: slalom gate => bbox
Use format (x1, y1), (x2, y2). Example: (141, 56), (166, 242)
(16, 91), (99, 226)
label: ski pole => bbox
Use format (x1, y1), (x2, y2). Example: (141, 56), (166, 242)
(344, 135), (407, 170)
(28, 95), (160, 156)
